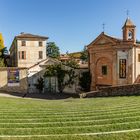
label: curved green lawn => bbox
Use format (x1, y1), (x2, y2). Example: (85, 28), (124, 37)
(0, 96), (139, 139)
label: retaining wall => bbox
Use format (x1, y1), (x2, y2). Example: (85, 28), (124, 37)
(0, 67), (28, 93)
(81, 84), (140, 98)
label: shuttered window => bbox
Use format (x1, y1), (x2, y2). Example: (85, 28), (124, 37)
(21, 41), (26, 46)
(39, 41), (43, 47)
(39, 51), (43, 59)
(138, 54), (140, 62)
(19, 51), (26, 59)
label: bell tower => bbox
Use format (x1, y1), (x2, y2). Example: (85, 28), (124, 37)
(122, 18), (136, 43)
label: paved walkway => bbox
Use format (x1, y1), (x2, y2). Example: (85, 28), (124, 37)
(0, 93), (21, 98)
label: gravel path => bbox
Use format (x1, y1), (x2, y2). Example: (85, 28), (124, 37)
(0, 93), (21, 98)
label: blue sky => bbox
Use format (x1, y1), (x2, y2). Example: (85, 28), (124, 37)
(1, 0), (140, 53)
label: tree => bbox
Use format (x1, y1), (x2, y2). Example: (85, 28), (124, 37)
(34, 77), (44, 93)
(55, 65), (67, 93)
(0, 47), (8, 67)
(0, 47), (8, 58)
(63, 58), (79, 69)
(0, 33), (5, 51)
(44, 64), (77, 93)
(80, 46), (88, 62)
(0, 33), (7, 67)
(0, 58), (5, 67)
(79, 71), (91, 92)
(46, 42), (60, 59)
(136, 39), (140, 44)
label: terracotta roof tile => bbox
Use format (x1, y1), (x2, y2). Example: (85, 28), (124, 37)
(103, 33), (122, 42)
(16, 33), (48, 39)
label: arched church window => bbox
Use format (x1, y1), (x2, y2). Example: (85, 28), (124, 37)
(128, 31), (133, 40)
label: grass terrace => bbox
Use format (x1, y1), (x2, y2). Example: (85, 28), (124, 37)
(0, 96), (139, 139)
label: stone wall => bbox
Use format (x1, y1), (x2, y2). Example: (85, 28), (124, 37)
(81, 84), (140, 98)
(0, 67), (28, 93)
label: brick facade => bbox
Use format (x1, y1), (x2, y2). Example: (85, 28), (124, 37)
(88, 18), (140, 91)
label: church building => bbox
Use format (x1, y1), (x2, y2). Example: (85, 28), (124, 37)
(88, 18), (140, 90)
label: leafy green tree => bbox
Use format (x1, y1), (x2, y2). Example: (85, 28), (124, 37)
(34, 77), (44, 93)
(80, 46), (88, 62)
(63, 58), (79, 69)
(65, 69), (77, 86)
(44, 65), (65, 93)
(44, 64), (77, 93)
(0, 47), (8, 67)
(0, 47), (8, 57)
(0, 58), (5, 67)
(46, 42), (60, 59)
(55, 65), (67, 93)
(79, 71), (91, 92)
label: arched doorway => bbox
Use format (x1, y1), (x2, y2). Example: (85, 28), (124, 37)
(95, 57), (112, 87)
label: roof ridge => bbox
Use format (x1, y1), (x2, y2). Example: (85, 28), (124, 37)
(103, 33), (122, 41)
(16, 33), (48, 39)
(28, 58), (49, 69)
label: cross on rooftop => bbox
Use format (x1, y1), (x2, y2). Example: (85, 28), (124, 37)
(102, 23), (105, 32)
(127, 10), (129, 18)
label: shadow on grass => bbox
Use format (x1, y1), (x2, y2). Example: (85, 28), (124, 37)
(0, 91), (80, 100)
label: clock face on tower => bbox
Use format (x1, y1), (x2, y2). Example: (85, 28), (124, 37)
(128, 30), (133, 40)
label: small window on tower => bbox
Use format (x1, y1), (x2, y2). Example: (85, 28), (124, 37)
(102, 65), (107, 75)
(128, 31), (133, 40)
(138, 54), (140, 62)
